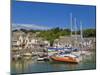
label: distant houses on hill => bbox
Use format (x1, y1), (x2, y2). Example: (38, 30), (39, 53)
(53, 35), (96, 49)
(12, 30), (96, 51)
(12, 30), (50, 50)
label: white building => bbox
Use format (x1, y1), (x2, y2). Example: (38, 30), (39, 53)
(12, 31), (50, 50)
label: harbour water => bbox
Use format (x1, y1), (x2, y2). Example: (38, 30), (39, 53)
(11, 50), (96, 74)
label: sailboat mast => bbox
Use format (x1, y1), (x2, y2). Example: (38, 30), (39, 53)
(70, 13), (73, 37)
(80, 21), (83, 40)
(74, 18), (77, 40)
(80, 21), (83, 56)
(70, 13), (73, 48)
(74, 18), (77, 48)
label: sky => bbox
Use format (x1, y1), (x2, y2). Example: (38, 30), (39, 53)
(12, 0), (96, 30)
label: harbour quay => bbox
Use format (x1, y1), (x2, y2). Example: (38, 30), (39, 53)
(11, 30), (96, 61)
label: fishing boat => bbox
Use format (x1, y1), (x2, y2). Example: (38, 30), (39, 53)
(50, 53), (79, 63)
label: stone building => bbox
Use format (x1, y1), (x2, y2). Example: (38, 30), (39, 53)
(12, 31), (26, 50)
(53, 35), (96, 49)
(12, 30), (50, 51)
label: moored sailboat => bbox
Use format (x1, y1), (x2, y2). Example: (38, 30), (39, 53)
(50, 13), (80, 63)
(51, 53), (79, 63)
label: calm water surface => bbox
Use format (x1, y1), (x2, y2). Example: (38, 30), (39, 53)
(11, 52), (96, 74)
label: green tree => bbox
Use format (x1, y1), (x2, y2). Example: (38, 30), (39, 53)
(83, 29), (96, 37)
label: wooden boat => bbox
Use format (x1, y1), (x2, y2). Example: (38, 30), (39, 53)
(51, 54), (79, 63)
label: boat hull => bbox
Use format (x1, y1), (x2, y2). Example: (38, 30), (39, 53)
(51, 56), (79, 63)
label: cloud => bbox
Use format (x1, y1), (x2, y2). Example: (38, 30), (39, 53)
(12, 23), (52, 30)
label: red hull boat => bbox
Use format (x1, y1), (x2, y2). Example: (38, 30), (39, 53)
(51, 54), (79, 63)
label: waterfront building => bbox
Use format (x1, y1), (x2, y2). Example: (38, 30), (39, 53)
(12, 30), (50, 51)
(53, 35), (95, 49)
